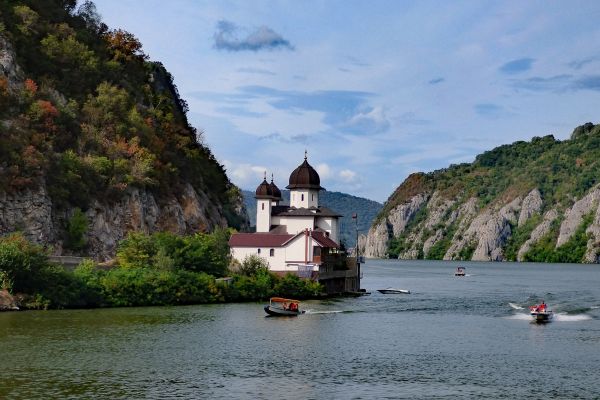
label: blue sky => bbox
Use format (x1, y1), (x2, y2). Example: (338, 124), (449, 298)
(93, 0), (600, 202)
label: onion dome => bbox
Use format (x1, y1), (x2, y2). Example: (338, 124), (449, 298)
(286, 151), (324, 190)
(269, 174), (282, 201)
(255, 172), (274, 199)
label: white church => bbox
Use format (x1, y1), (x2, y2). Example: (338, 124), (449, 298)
(229, 153), (343, 274)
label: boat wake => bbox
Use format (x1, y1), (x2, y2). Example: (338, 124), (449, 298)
(553, 313), (592, 322)
(508, 302), (524, 310)
(505, 312), (592, 322)
(304, 310), (344, 315)
(505, 313), (531, 320)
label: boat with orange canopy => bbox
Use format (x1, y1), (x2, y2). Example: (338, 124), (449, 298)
(264, 297), (305, 316)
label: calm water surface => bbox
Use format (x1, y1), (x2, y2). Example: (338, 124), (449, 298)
(1, 260), (600, 399)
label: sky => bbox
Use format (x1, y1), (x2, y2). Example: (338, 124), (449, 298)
(92, 0), (600, 202)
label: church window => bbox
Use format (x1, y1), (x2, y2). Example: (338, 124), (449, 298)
(261, 203), (264, 210)
(257, 248), (261, 254)
(301, 194), (304, 201)
(270, 249), (275, 257)
(312, 194), (314, 201)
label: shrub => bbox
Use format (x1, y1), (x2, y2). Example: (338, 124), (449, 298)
(238, 254), (270, 276)
(65, 208), (88, 250)
(0, 232), (49, 293)
(273, 273), (323, 299)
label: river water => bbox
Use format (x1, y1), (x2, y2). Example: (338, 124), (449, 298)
(1, 260), (599, 399)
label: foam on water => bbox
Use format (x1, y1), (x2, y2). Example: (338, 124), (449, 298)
(505, 312), (592, 322)
(304, 310), (343, 315)
(505, 313), (531, 320)
(554, 313), (592, 322)
(508, 302), (524, 310)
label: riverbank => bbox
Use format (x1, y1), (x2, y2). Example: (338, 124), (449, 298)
(0, 231), (324, 311)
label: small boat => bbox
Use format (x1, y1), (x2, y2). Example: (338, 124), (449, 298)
(264, 297), (305, 316)
(454, 267), (466, 276)
(377, 288), (410, 294)
(529, 302), (553, 323)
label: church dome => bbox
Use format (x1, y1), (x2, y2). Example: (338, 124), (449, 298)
(286, 153), (324, 190)
(255, 176), (274, 199)
(269, 176), (282, 200)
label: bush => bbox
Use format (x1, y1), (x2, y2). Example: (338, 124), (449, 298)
(0, 232), (49, 293)
(238, 254), (270, 276)
(65, 208), (88, 250)
(273, 273), (323, 299)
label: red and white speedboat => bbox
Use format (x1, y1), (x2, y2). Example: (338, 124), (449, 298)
(529, 302), (553, 323)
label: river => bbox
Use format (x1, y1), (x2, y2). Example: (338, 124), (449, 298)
(1, 260), (599, 399)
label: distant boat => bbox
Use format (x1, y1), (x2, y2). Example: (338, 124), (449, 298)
(264, 297), (305, 316)
(455, 267), (466, 277)
(529, 302), (553, 323)
(377, 288), (410, 294)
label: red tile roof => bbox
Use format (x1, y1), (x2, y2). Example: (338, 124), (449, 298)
(311, 231), (339, 249)
(229, 233), (294, 247)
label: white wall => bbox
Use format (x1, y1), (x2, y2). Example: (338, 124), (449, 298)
(289, 189), (319, 208)
(256, 199), (272, 232)
(316, 217), (339, 243)
(277, 216), (314, 234)
(230, 234), (321, 272)
(231, 246), (286, 270)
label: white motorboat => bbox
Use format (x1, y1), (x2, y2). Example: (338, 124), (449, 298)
(529, 302), (553, 323)
(454, 267), (466, 276)
(377, 288), (410, 294)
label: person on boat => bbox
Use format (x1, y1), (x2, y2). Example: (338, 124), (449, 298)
(540, 302), (546, 312)
(289, 303), (298, 312)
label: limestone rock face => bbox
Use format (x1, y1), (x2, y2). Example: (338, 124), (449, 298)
(518, 189), (543, 227)
(387, 193), (429, 237)
(467, 197), (521, 262)
(0, 34), (23, 88)
(0, 183), (230, 261)
(442, 197), (479, 260)
(85, 183), (226, 260)
(584, 205), (600, 263)
(557, 187), (600, 247)
(0, 185), (54, 244)
(363, 221), (391, 258)
(397, 191), (456, 259)
(363, 183), (600, 263)
(517, 209), (559, 261)
(363, 193), (429, 258)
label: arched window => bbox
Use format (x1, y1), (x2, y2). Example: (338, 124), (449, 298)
(257, 248), (261, 254)
(312, 194), (314, 201)
(270, 249), (275, 257)
(301, 194), (304, 201)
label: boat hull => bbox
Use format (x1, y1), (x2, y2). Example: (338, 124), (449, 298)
(377, 289), (410, 294)
(531, 311), (553, 323)
(264, 305), (304, 317)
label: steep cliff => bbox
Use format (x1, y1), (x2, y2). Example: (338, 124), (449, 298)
(0, 1), (248, 260)
(361, 123), (600, 263)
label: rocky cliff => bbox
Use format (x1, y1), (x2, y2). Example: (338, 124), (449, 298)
(361, 124), (600, 263)
(0, 2), (248, 260)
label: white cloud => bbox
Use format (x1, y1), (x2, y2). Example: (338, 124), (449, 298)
(224, 160), (267, 188)
(316, 163), (332, 179)
(339, 169), (357, 183)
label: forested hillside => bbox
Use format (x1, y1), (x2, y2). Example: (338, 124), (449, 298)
(0, 1), (247, 259)
(242, 189), (382, 248)
(361, 123), (600, 263)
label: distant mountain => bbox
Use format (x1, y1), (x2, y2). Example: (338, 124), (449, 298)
(361, 122), (600, 263)
(242, 190), (382, 248)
